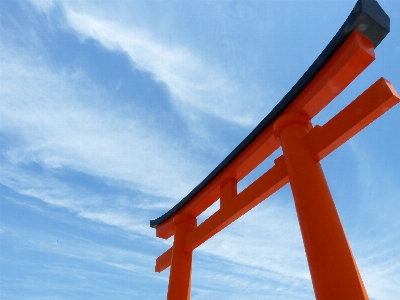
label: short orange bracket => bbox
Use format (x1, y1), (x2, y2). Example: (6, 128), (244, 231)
(185, 156), (288, 252)
(220, 178), (238, 210)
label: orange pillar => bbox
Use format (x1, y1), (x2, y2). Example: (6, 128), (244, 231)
(167, 214), (196, 300)
(274, 113), (368, 299)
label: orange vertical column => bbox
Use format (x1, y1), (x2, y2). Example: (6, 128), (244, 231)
(273, 113), (368, 299)
(167, 214), (197, 300)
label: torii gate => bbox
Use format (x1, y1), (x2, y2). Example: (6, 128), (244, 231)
(150, 0), (399, 299)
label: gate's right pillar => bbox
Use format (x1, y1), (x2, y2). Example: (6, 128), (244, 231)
(274, 113), (368, 299)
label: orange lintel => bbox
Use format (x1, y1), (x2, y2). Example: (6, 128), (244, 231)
(155, 30), (375, 240)
(155, 246), (173, 273)
(307, 77), (400, 161)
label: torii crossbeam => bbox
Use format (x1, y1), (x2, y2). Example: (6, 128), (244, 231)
(150, 0), (399, 299)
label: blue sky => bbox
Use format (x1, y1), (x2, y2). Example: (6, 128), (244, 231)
(1, 0), (399, 299)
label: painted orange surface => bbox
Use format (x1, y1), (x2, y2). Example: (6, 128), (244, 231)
(154, 30), (400, 300)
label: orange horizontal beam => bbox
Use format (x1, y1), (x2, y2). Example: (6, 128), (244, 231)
(185, 156), (288, 251)
(307, 77), (400, 161)
(155, 30), (375, 240)
(155, 247), (173, 273)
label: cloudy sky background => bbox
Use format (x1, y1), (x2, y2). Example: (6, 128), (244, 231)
(1, 0), (400, 299)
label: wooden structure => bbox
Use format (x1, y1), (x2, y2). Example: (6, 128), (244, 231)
(150, 0), (399, 298)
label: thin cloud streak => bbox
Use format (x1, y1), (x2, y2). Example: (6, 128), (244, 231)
(0, 44), (203, 200)
(349, 140), (400, 230)
(29, 0), (55, 13)
(358, 252), (400, 299)
(346, 141), (400, 297)
(1, 226), (156, 276)
(1, 163), (150, 235)
(62, 3), (267, 127)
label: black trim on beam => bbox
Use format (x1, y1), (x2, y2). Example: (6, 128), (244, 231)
(150, 0), (390, 228)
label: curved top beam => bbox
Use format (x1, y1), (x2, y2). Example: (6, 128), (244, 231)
(150, 0), (390, 229)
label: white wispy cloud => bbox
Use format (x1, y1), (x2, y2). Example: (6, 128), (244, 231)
(0, 0), (272, 245)
(29, 0), (55, 13)
(60, 1), (270, 127)
(199, 199), (309, 277)
(358, 247), (400, 299)
(3, 2), (399, 299)
(1, 225), (161, 279)
(0, 25), (210, 238)
(349, 140), (400, 230)
(191, 264), (313, 300)
(1, 162), (150, 235)
(0, 43), (205, 200)
(334, 140), (400, 297)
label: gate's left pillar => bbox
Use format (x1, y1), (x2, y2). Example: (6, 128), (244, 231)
(167, 214), (197, 300)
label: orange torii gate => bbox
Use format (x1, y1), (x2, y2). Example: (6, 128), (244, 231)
(150, 0), (399, 299)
